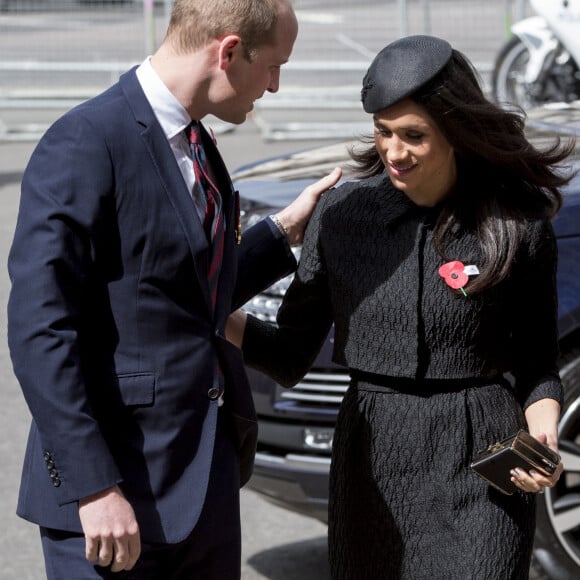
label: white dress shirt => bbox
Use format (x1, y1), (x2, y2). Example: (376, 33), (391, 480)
(136, 57), (206, 221)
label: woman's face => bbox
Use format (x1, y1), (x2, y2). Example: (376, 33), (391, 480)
(373, 98), (457, 206)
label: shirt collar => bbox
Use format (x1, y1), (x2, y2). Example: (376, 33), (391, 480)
(136, 57), (191, 140)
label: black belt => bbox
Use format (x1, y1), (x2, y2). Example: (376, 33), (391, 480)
(350, 369), (508, 394)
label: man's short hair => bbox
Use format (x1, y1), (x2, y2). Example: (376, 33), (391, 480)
(167, 0), (291, 60)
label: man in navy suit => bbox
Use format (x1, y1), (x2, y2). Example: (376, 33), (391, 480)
(7, 0), (341, 577)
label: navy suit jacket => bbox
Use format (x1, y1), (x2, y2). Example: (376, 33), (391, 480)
(7, 69), (295, 543)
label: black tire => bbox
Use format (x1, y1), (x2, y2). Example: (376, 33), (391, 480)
(532, 338), (580, 579)
(492, 36), (538, 109)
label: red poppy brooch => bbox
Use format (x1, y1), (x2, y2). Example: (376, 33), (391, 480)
(438, 261), (480, 297)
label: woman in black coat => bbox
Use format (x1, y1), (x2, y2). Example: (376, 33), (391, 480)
(229, 35), (573, 579)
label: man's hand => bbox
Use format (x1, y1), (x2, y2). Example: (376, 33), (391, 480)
(274, 167), (342, 245)
(79, 484), (141, 572)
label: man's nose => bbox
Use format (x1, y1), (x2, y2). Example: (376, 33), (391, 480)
(267, 69), (281, 93)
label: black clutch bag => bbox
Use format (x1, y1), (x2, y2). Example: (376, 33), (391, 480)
(470, 429), (560, 495)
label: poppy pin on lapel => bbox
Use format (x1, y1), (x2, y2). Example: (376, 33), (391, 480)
(438, 261), (479, 297)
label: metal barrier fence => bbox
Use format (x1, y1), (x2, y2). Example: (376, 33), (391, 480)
(0, 0), (532, 141)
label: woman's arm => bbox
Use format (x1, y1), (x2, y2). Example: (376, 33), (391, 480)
(226, 309), (247, 348)
(525, 397), (561, 451)
(509, 218), (564, 492)
(238, 193), (335, 387)
(511, 218), (563, 409)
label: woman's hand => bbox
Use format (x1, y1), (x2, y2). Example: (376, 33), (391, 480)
(509, 432), (564, 494)
(511, 398), (563, 494)
(226, 309), (248, 348)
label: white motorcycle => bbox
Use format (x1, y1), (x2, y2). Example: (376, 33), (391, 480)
(492, 0), (580, 108)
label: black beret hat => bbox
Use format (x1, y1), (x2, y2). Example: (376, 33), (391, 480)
(361, 35), (453, 113)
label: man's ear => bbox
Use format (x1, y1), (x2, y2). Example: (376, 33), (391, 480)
(218, 34), (243, 70)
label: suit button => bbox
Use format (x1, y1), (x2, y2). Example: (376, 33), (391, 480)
(207, 387), (220, 400)
(52, 477), (61, 487)
(46, 460), (55, 469)
(44, 451), (52, 461)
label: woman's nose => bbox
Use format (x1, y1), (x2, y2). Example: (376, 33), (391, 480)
(386, 138), (408, 162)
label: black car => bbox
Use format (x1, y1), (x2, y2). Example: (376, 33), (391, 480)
(232, 123), (580, 578)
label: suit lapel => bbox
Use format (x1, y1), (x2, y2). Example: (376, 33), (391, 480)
(120, 69), (214, 315)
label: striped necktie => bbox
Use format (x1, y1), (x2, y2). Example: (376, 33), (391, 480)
(187, 121), (225, 308)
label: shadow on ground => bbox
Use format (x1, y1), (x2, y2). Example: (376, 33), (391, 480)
(247, 535), (330, 580)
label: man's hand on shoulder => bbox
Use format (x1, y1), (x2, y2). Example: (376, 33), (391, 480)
(274, 167), (342, 245)
(79, 484), (141, 572)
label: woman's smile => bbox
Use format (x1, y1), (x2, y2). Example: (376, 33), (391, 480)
(388, 161), (418, 177)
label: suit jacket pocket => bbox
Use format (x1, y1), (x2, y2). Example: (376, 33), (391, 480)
(116, 372), (155, 406)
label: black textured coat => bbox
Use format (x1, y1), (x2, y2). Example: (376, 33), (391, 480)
(245, 173), (562, 407)
(243, 174), (562, 579)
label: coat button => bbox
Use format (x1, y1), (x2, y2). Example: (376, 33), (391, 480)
(44, 451), (52, 461)
(46, 460), (55, 469)
(207, 387), (220, 400)
(52, 477), (61, 487)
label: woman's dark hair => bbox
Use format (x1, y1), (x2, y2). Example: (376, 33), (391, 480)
(351, 49), (576, 294)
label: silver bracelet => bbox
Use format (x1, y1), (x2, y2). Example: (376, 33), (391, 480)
(269, 214), (288, 237)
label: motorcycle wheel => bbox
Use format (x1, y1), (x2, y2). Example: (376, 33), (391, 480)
(532, 338), (580, 579)
(492, 36), (539, 109)
(493, 36), (580, 110)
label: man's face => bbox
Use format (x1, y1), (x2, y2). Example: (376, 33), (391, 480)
(214, 7), (298, 124)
